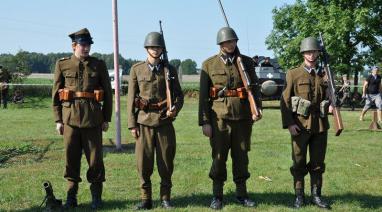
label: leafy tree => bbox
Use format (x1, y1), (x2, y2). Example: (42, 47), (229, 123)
(169, 59), (181, 69)
(180, 59), (198, 75)
(266, 0), (382, 90)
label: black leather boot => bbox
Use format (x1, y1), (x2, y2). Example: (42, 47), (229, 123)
(63, 181), (78, 209)
(311, 186), (331, 210)
(135, 199), (153, 210)
(293, 188), (305, 209)
(90, 183), (103, 209)
(210, 196), (223, 210)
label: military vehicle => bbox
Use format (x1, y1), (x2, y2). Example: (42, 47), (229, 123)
(255, 57), (286, 100)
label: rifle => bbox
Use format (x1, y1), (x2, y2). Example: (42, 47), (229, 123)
(40, 181), (63, 211)
(319, 32), (344, 136)
(159, 20), (175, 113)
(216, 0), (260, 118)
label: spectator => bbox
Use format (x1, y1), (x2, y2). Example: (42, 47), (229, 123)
(359, 66), (382, 123)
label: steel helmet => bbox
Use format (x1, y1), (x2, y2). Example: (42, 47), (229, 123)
(216, 27), (239, 45)
(144, 32), (165, 48)
(300, 37), (320, 53)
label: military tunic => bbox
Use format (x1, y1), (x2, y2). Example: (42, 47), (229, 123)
(52, 55), (112, 183)
(280, 63), (329, 189)
(127, 61), (184, 201)
(198, 52), (261, 198)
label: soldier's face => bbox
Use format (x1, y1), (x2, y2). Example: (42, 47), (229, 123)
(220, 40), (237, 54)
(73, 43), (91, 58)
(146, 47), (163, 59)
(303, 50), (319, 63)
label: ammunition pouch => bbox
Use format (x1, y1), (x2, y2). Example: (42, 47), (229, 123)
(58, 89), (104, 102)
(134, 96), (167, 111)
(319, 100), (330, 118)
(209, 87), (247, 99)
(291, 96), (311, 117)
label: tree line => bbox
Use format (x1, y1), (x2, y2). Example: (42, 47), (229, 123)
(266, 0), (382, 90)
(0, 51), (198, 77)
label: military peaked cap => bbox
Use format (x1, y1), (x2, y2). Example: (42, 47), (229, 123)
(69, 28), (94, 44)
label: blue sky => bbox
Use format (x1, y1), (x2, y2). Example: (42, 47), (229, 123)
(1, 0), (295, 66)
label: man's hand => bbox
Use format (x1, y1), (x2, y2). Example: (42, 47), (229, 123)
(202, 124), (212, 138)
(130, 127), (139, 139)
(288, 124), (301, 136)
(252, 109), (262, 122)
(56, 122), (64, 135)
(328, 105), (334, 114)
(166, 108), (177, 118)
(101, 122), (109, 132)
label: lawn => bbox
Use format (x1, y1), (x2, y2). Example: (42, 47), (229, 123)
(0, 97), (381, 211)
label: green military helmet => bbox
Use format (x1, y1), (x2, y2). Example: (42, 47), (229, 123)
(300, 37), (320, 53)
(216, 27), (239, 45)
(144, 32), (165, 48)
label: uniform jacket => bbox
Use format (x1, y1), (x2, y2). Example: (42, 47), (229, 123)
(198, 51), (262, 126)
(127, 61), (184, 128)
(280, 63), (329, 133)
(52, 55), (113, 128)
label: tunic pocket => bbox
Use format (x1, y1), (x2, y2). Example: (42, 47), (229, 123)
(64, 71), (77, 87)
(211, 69), (227, 85)
(297, 79), (311, 99)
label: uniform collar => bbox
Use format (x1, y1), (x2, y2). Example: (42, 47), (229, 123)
(219, 51), (235, 65)
(71, 54), (89, 65)
(146, 60), (161, 72)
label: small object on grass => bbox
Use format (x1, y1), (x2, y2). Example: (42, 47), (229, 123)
(259, 176), (272, 182)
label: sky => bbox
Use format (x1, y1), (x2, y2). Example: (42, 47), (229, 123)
(0, 0), (296, 67)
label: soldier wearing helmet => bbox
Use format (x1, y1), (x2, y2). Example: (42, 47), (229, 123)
(198, 27), (262, 210)
(280, 37), (331, 209)
(127, 31), (184, 210)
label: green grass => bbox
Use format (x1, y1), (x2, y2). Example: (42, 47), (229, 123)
(0, 98), (381, 211)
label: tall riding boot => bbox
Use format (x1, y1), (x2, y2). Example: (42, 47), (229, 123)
(64, 181), (78, 209)
(293, 179), (305, 208)
(90, 182), (103, 209)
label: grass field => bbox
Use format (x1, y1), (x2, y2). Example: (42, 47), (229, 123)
(0, 97), (381, 211)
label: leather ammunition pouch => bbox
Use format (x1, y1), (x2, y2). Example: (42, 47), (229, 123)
(134, 96), (167, 111)
(291, 96), (311, 117)
(319, 100), (330, 118)
(209, 87), (247, 99)
(58, 88), (104, 102)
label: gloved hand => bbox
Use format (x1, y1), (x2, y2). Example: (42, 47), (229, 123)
(102, 122), (109, 132)
(56, 122), (64, 135)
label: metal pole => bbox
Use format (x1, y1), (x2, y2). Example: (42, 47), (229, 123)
(112, 0), (121, 150)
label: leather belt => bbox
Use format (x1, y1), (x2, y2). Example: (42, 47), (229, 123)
(74, 92), (95, 99)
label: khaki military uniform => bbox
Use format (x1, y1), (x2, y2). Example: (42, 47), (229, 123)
(0, 67), (10, 108)
(198, 52), (261, 198)
(127, 61), (184, 201)
(280, 63), (329, 189)
(52, 55), (112, 183)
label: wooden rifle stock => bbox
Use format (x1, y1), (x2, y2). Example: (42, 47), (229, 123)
(236, 53), (260, 117)
(159, 20), (174, 112)
(320, 33), (343, 136)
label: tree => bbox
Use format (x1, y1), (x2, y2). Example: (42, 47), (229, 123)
(180, 59), (197, 75)
(169, 59), (181, 69)
(266, 0), (382, 90)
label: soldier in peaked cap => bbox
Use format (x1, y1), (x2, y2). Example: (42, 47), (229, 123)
(127, 31), (184, 210)
(198, 27), (262, 210)
(52, 28), (112, 210)
(280, 37), (332, 209)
